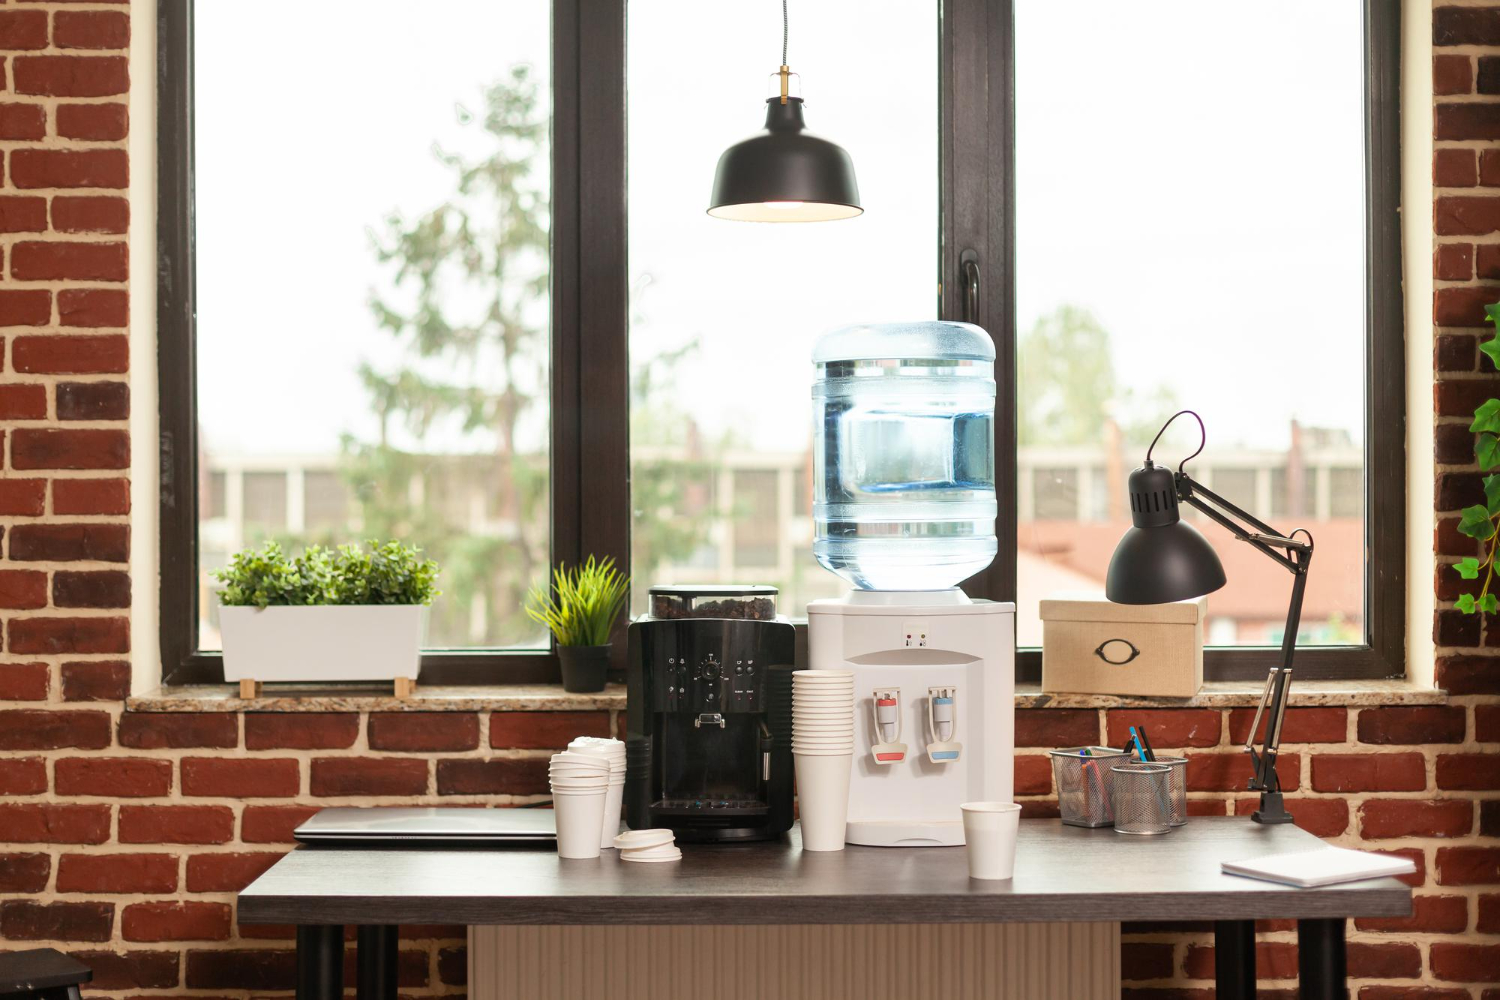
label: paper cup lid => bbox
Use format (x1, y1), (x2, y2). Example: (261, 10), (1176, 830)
(614, 828), (675, 850)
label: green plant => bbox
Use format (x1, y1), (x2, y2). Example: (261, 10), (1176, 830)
(216, 540), (439, 608)
(1453, 301), (1500, 615)
(524, 556), (630, 647)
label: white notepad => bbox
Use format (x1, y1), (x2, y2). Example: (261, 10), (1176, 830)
(1221, 847), (1416, 888)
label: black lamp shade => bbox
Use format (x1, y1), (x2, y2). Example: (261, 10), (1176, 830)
(1105, 463), (1227, 605)
(709, 98), (861, 222)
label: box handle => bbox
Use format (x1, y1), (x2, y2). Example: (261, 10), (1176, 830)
(1094, 638), (1141, 665)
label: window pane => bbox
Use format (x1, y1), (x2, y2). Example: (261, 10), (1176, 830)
(1015, 1), (1366, 648)
(627, 1), (939, 617)
(194, 3), (551, 650)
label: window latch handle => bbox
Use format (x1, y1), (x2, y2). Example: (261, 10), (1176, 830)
(959, 251), (980, 325)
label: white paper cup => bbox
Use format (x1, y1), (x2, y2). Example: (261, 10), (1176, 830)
(599, 778), (625, 849)
(794, 751), (852, 851)
(555, 787), (608, 859)
(795, 670), (855, 680)
(960, 801), (1021, 880)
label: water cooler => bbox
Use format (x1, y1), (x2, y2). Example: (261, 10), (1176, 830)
(805, 321), (1014, 847)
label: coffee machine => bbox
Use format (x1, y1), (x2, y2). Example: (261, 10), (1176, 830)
(625, 585), (798, 842)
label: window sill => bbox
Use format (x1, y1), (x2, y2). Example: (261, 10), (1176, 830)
(125, 678), (1442, 713)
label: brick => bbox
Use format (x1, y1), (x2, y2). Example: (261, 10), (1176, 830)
(1437, 197), (1500, 236)
(311, 757), (428, 796)
(185, 949), (295, 991)
(1370, 847), (1428, 888)
(245, 712), (358, 749)
(489, 710), (612, 749)
(0, 803), (110, 843)
(1360, 799), (1473, 839)
(60, 659), (129, 700)
(56, 288), (127, 329)
(0, 900), (113, 942)
(1437, 654), (1500, 694)
(1434, 6), (1500, 45)
(0, 10), (48, 49)
(1105, 709), (1220, 749)
(0, 197), (48, 237)
(57, 381), (128, 419)
(123, 901), (231, 942)
(0, 662), (48, 700)
(1483, 148), (1500, 187)
(436, 758), (548, 796)
(1311, 753), (1425, 792)
(182, 757), (300, 798)
(55, 757), (171, 797)
(1480, 893), (1500, 933)
(0, 853), (51, 893)
(0, 384), (47, 418)
(1014, 754), (1051, 795)
(438, 946), (467, 985)
(53, 10), (129, 49)
(1182, 941), (1297, 980)
(1436, 753), (1500, 790)
(9, 523), (129, 562)
(0, 103), (46, 140)
(1434, 53), (1474, 94)
(368, 712), (479, 751)
(185, 852), (284, 893)
(1437, 470), (1483, 510)
(1430, 942), (1500, 982)
(1347, 941), (1422, 979)
(1233, 796), (1347, 837)
(1186, 752), (1298, 792)
(1356, 894), (1469, 934)
(0, 757), (47, 795)
(1479, 703), (1500, 742)
(1437, 103), (1500, 142)
(68, 950), (177, 991)
(1481, 243), (1500, 280)
(1358, 705), (1466, 744)
(57, 852), (177, 893)
(0, 709), (111, 750)
(51, 194), (128, 233)
(118, 804), (234, 844)
(8, 241), (127, 281)
(55, 101), (127, 140)
(0, 568), (48, 608)
(54, 478), (130, 515)
(10, 148), (127, 190)
(1436, 846), (1500, 885)
(1013, 709), (1099, 748)
(13, 55), (128, 97)
(0, 286), (49, 322)
(1482, 55), (1500, 95)
(1437, 379), (1500, 418)
(1435, 149), (1478, 190)
(0, 478), (46, 516)
(119, 711), (237, 748)
(52, 569), (130, 609)
(242, 805), (322, 843)
(11, 334), (128, 374)
(8, 616), (129, 655)
(1435, 245), (1474, 281)
(1018, 799), (1059, 819)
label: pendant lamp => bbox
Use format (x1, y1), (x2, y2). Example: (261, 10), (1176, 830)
(708, 1), (861, 222)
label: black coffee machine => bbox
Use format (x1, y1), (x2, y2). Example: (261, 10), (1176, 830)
(625, 585), (798, 842)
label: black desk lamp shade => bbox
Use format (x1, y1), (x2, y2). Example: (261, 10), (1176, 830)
(1106, 463), (1226, 605)
(708, 98), (861, 222)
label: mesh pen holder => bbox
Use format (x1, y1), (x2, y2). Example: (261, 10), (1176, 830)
(1109, 762), (1174, 835)
(1154, 755), (1188, 827)
(1049, 747), (1132, 828)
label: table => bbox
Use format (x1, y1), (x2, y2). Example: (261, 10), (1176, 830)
(237, 817), (1409, 1000)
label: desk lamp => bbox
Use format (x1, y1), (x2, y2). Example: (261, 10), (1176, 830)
(1105, 410), (1313, 825)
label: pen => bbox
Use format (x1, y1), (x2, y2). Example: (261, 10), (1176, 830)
(1130, 726), (1148, 763)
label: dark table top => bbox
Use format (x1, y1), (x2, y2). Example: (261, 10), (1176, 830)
(237, 817), (1411, 926)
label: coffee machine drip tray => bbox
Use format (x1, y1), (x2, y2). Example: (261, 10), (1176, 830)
(652, 798), (771, 817)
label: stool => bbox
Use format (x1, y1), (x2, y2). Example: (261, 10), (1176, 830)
(0, 949), (91, 1000)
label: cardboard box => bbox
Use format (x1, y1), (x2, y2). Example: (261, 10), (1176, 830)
(1039, 593), (1206, 698)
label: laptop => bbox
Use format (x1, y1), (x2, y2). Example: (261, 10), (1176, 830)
(294, 807), (556, 845)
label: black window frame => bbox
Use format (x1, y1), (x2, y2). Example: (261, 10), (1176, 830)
(158, 0), (1404, 687)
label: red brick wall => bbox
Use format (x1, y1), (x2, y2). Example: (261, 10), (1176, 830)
(1, 3), (1498, 997)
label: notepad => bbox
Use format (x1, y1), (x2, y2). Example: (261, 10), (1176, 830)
(1221, 847), (1416, 888)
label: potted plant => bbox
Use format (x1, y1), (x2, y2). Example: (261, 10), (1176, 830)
(215, 540), (439, 684)
(525, 556), (630, 693)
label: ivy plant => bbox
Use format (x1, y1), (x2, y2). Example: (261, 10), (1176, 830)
(1453, 300), (1500, 615)
(216, 540), (440, 608)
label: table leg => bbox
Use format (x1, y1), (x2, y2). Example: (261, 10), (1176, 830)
(357, 924), (399, 1000)
(1298, 918), (1348, 1000)
(1213, 920), (1256, 1000)
(296, 924), (344, 1000)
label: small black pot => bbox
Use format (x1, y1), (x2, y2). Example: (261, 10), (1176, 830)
(558, 644), (610, 693)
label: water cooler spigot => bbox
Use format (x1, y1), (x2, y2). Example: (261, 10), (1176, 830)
(925, 686), (962, 763)
(870, 688), (907, 764)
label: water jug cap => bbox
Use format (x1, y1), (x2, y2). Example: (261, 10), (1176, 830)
(812, 321), (995, 365)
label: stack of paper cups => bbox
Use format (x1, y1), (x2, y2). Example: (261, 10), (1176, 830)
(567, 736), (626, 848)
(792, 669), (855, 851)
(549, 751), (610, 859)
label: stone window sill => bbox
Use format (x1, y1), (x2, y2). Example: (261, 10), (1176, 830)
(125, 679), (1443, 713)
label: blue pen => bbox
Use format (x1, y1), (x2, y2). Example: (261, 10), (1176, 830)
(1130, 726), (1149, 763)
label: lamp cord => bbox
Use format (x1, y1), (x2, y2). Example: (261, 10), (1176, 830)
(782, 0), (788, 65)
(1144, 409), (1206, 474)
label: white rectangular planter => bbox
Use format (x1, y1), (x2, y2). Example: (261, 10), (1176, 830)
(219, 605), (427, 683)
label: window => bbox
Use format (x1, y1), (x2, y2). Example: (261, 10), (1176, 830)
(160, 0), (1401, 685)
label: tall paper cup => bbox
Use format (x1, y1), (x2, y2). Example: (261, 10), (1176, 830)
(960, 801), (1021, 880)
(795, 751), (852, 851)
(555, 786), (607, 859)
(599, 760), (625, 848)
